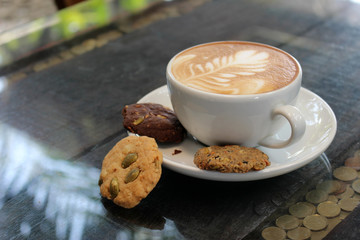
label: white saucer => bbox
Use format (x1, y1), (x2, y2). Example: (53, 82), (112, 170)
(136, 85), (337, 181)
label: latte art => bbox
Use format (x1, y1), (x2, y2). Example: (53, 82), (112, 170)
(170, 42), (299, 95)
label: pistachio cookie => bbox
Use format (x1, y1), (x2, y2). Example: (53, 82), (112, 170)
(194, 145), (270, 173)
(99, 135), (162, 208)
(122, 103), (186, 143)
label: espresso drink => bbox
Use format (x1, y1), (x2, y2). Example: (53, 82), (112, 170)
(170, 41), (299, 95)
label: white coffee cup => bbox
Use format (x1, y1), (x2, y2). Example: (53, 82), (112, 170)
(166, 41), (306, 148)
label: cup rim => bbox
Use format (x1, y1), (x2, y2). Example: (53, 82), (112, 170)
(166, 40), (302, 100)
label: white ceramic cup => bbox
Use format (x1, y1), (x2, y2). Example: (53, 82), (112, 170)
(166, 41), (306, 148)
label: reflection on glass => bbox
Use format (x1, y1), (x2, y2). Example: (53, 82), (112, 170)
(0, 0), (161, 67)
(0, 122), (104, 238)
(0, 77), (7, 93)
(0, 122), (182, 239)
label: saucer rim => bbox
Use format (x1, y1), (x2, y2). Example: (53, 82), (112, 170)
(136, 85), (337, 181)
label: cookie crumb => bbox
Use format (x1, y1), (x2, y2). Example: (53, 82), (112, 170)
(172, 149), (182, 155)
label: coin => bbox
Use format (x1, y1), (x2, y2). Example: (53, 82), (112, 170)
(59, 50), (74, 60)
(351, 179), (360, 193)
(287, 227), (311, 240)
(275, 215), (300, 230)
(261, 226), (286, 240)
(333, 181), (347, 195)
(336, 185), (354, 199)
(317, 201), (341, 218)
(338, 198), (360, 212)
(339, 210), (350, 219)
(303, 214), (328, 231)
(47, 57), (62, 67)
(298, 218), (303, 226)
(333, 166), (358, 182)
(95, 37), (107, 47)
(327, 217), (341, 231)
(289, 202), (316, 218)
(316, 180), (341, 194)
(82, 39), (96, 51)
(344, 157), (360, 170)
(353, 193), (360, 200)
(354, 149), (360, 158)
(71, 45), (87, 55)
(327, 195), (338, 203)
(317, 181), (341, 195)
(310, 230), (327, 240)
(33, 61), (48, 72)
(305, 189), (328, 204)
(8, 72), (26, 82)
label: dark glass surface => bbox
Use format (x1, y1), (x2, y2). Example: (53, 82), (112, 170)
(1, 0), (360, 239)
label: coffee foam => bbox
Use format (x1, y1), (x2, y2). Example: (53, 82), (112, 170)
(170, 42), (299, 95)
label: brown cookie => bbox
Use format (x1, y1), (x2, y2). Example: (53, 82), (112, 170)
(194, 145), (270, 173)
(122, 103), (186, 143)
(99, 135), (162, 208)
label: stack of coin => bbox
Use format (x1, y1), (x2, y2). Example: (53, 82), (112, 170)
(262, 149), (360, 240)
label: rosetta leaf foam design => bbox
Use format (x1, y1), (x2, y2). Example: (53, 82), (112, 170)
(178, 50), (270, 94)
(184, 50), (269, 82)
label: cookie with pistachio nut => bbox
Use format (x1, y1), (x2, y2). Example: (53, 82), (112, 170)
(194, 145), (270, 173)
(99, 135), (162, 208)
(122, 103), (186, 143)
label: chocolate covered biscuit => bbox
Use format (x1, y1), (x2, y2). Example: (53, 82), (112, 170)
(122, 103), (186, 143)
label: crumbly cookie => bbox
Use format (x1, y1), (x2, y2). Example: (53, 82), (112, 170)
(194, 145), (270, 173)
(122, 103), (186, 143)
(99, 135), (162, 208)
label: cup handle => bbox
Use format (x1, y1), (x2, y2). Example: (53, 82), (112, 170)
(259, 105), (306, 148)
